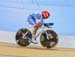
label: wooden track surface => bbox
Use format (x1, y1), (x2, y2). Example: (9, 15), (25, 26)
(0, 42), (75, 57)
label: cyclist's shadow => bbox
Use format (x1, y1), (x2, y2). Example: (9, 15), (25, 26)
(25, 45), (58, 51)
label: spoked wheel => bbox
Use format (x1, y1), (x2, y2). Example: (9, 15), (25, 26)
(15, 28), (32, 47)
(40, 30), (58, 48)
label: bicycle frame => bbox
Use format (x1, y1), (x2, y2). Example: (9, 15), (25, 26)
(29, 25), (53, 39)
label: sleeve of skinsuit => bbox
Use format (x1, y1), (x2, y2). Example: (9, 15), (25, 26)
(40, 15), (47, 25)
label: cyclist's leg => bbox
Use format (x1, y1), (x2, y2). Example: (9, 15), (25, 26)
(33, 22), (42, 35)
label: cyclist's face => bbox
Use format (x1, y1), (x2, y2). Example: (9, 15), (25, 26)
(43, 16), (48, 19)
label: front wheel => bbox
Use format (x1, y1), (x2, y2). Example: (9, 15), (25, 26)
(40, 30), (58, 48)
(15, 28), (32, 47)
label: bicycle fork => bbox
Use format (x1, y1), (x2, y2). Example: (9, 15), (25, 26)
(45, 31), (53, 40)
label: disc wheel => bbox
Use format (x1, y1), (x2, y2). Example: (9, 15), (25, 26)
(40, 30), (58, 48)
(15, 28), (32, 47)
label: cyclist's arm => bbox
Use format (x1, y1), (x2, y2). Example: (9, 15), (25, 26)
(40, 17), (47, 25)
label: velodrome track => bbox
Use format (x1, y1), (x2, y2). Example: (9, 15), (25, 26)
(0, 42), (75, 57)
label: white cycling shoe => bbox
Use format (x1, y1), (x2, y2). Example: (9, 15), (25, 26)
(30, 40), (38, 44)
(28, 38), (38, 44)
(28, 35), (38, 44)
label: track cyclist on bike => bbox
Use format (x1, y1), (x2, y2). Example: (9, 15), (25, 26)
(27, 10), (50, 44)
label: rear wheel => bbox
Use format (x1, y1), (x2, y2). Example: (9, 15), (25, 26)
(15, 28), (32, 47)
(40, 30), (58, 48)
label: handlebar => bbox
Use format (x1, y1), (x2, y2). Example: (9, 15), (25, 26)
(44, 23), (54, 27)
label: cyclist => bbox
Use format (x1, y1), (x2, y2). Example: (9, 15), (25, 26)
(27, 11), (50, 43)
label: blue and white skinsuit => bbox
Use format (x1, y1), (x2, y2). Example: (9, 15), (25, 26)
(27, 12), (45, 26)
